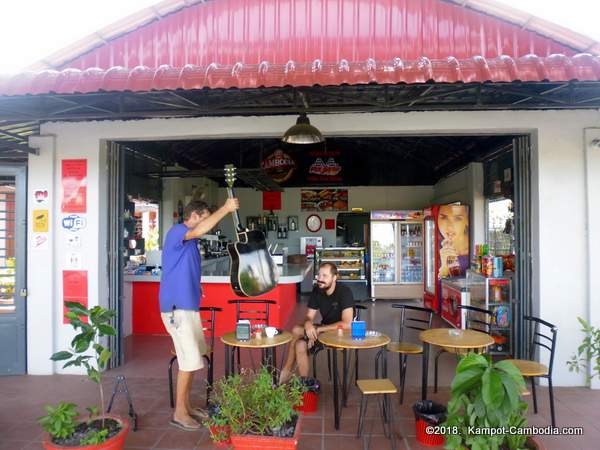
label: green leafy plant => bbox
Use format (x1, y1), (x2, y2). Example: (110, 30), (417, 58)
(79, 429), (109, 445)
(38, 402), (79, 440)
(567, 317), (600, 380)
(444, 353), (529, 450)
(204, 367), (304, 440)
(39, 302), (120, 445)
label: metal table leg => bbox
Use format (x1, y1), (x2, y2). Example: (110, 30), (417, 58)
(225, 344), (231, 378)
(331, 348), (341, 430)
(421, 342), (430, 400)
(342, 349), (349, 407)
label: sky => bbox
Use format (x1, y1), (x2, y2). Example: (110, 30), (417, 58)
(0, 0), (598, 74)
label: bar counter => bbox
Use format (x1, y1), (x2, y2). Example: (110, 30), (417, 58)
(123, 258), (312, 337)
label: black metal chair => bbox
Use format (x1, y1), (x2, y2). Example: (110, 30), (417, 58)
(168, 306), (222, 408)
(433, 304), (494, 393)
(374, 304), (434, 403)
(505, 316), (557, 427)
(228, 299), (276, 373)
(312, 301), (368, 382)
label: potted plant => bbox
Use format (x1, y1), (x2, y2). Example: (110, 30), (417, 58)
(204, 367), (304, 450)
(38, 302), (129, 449)
(443, 353), (544, 450)
(567, 317), (600, 380)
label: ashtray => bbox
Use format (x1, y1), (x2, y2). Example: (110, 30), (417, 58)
(448, 329), (462, 336)
(365, 330), (382, 337)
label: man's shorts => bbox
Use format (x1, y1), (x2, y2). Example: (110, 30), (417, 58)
(161, 309), (207, 372)
(302, 323), (325, 355)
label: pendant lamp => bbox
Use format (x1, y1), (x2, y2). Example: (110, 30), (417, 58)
(281, 113), (324, 144)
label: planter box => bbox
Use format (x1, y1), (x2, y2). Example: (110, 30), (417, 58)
(229, 415), (302, 450)
(42, 416), (129, 450)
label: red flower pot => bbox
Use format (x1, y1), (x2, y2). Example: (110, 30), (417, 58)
(229, 415), (302, 450)
(209, 425), (232, 448)
(42, 416), (129, 450)
(293, 392), (319, 414)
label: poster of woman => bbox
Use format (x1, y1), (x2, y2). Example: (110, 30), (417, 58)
(437, 203), (470, 278)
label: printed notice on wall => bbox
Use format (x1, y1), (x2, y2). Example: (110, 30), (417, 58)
(33, 209), (49, 232)
(62, 270), (88, 324)
(61, 159), (87, 213)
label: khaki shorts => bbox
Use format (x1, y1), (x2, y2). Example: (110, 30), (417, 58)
(161, 309), (207, 372)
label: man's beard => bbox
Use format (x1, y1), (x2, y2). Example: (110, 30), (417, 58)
(317, 281), (331, 291)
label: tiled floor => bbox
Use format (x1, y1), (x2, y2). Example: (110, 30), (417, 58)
(1, 299), (600, 449)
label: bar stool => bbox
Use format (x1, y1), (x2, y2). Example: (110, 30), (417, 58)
(376, 304), (433, 404)
(505, 316), (557, 427)
(228, 299), (276, 373)
(356, 378), (398, 450)
(168, 306), (222, 408)
(433, 304), (494, 393)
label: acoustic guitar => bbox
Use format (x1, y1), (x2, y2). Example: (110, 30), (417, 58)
(224, 165), (279, 297)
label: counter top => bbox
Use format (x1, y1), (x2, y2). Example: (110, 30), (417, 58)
(124, 258), (312, 284)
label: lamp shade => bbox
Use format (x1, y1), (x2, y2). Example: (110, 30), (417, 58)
(281, 113), (324, 144)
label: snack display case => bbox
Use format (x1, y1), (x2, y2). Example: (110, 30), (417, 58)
(447, 271), (513, 356)
(314, 247), (368, 298)
(468, 272), (513, 356)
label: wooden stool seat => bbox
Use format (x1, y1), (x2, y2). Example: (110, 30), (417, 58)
(387, 341), (422, 354)
(505, 359), (549, 377)
(357, 378), (398, 395)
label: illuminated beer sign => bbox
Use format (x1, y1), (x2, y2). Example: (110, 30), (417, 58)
(261, 149), (297, 183)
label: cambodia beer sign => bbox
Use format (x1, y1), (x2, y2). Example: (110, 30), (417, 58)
(261, 149), (297, 183)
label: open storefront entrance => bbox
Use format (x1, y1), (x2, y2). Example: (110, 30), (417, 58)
(105, 130), (532, 367)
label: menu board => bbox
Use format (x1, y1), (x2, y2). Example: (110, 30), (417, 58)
(301, 188), (348, 211)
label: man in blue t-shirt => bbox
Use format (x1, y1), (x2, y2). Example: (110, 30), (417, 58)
(160, 197), (238, 431)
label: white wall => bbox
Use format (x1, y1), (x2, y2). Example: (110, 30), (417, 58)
(216, 186), (434, 253)
(30, 109), (600, 386)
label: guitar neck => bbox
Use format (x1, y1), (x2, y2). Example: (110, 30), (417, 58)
(226, 186), (242, 231)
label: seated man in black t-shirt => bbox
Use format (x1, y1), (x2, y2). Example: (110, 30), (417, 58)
(279, 262), (354, 384)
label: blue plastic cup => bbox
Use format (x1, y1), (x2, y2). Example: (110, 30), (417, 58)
(351, 321), (366, 340)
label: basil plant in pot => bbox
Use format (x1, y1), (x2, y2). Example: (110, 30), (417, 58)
(443, 353), (543, 450)
(38, 302), (129, 449)
(204, 366), (305, 450)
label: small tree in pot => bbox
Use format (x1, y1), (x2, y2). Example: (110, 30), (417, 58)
(443, 353), (544, 450)
(204, 367), (304, 450)
(38, 302), (129, 449)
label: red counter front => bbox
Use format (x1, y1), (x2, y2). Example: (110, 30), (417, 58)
(131, 281), (299, 337)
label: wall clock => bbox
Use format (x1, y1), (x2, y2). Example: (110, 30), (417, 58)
(306, 214), (322, 232)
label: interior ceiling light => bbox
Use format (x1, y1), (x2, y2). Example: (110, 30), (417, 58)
(281, 113), (324, 144)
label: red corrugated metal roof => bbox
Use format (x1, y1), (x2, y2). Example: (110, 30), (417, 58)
(60, 0), (579, 70)
(3, 0), (600, 97)
(1, 54), (599, 96)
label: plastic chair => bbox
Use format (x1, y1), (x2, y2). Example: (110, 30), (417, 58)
(168, 306), (222, 408)
(505, 316), (557, 427)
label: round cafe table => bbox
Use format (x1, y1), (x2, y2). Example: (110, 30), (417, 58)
(318, 330), (390, 430)
(419, 328), (494, 400)
(221, 331), (292, 381)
